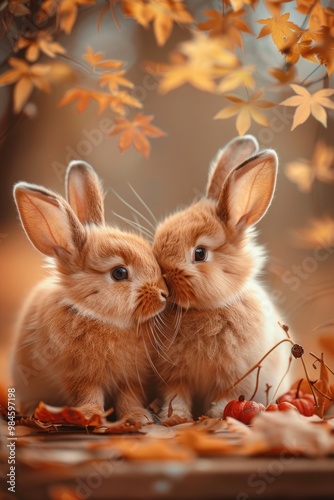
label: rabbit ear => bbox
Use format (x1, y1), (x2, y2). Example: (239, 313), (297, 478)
(217, 150), (278, 228)
(14, 183), (86, 257)
(206, 135), (259, 201)
(65, 161), (105, 225)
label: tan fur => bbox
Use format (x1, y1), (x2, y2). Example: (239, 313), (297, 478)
(12, 162), (168, 422)
(152, 136), (291, 422)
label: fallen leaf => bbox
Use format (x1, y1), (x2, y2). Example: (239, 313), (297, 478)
(246, 410), (334, 456)
(177, 429), (236, 456)
(280, 84), (334, 130)
(109, 113), (165, 157)
(33, 402), (104, 427)
(214, 88), (275, 135)
(257, 13), (301, 50)
(112, 437), (195, 461)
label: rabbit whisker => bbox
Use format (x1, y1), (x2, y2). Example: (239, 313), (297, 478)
(112, 212), (154, 239)
(127, 183), (158, 226)
(111, 189), (156, 232)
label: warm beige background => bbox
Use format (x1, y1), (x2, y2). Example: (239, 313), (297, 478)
(1, 3), (333, 393)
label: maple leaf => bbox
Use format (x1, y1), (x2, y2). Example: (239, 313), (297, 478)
(99, 71), (134, 92)
(15, 31), (66, 62)
(82, 46), (123, 69)
(0, 57), (51, 113)
(158, 34), (239, 94)
(41, 0), (96, 35)
(34, 401), (103, 426)
(214, 89), (275, 135)
(303, 27), (334, 76)
(109, 113), (165, 157)
(268, 64), (296, 84)
(286, 140), (334, 192)
(122, 0), (193, 46)
(292, 217), (334, 248)
(230, 0), (258, 12)
(8, 0), (30, 15)
(280, 32), (313, 64)
(280, 84), (334, 130)
(217, 64), (255, 93)
(197, 9), (252, 49)
(257, 13), (301, 51)
(59, 88), (142, 114)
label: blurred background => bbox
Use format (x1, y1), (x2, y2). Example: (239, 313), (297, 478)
(0, 0), (333, 392)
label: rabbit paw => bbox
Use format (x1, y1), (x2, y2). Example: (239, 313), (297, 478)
(123, 408), (154, 426)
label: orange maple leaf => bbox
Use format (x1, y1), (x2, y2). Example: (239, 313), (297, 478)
(217, 64), (255, 93)
(99, 71), (134, 92)
(109, 113), (165, 157)
(0, 57), (51, 113)
(59, 88), (141, 114)
(268, 64), (296, 85)
(285, 140), (334, 192)
(257, 13), (301, 50)
(214, 89), (275, 135)
(41, 0), (96, 35)
(280, 84), (334, 130)
(197, 9), (252, 48)
(122, 0), (193, 46)
(303, 27), (334, 76)
(82, 46), (123, 69)
(15, 31), (66, 62)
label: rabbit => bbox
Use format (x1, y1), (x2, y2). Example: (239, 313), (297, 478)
(152, 135), (292, 424)
(12, 161), (168, 424)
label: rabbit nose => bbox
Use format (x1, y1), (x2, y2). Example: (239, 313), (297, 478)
(159, 275), (169, 299)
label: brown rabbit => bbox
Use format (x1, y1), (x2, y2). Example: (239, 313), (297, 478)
(12, 161), (168, 423)
(152, 136), (292, 423)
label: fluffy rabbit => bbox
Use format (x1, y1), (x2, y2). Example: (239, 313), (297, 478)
(12, 161), (168, 423)
(152, 136), (291, 423)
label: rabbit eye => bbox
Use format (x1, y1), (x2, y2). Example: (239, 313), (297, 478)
(194, 247), (207, 262)
(111, 267), (128, 281)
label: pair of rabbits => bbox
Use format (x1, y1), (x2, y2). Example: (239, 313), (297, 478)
(12, 135), (291, 425)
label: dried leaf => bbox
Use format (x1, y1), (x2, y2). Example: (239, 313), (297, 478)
(109, 113), (165, 157)
(112, 437), (195, 461)
(82, 46), (123, 69)
(215, 88), (275, 135)
(33, 402), (104, 427)
(280, 84), (334, 130)
(177, 429), (236, 456)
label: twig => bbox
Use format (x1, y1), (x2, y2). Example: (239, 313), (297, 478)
(212, 337), (295, 404)
(310, 352), (334, 376)
(269, 355), (293, 406)
(300, 355), (319, 407)
(265, 384), (272, 407)
(249, 366), (262, 401)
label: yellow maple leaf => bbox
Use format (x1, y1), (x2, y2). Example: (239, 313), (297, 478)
(82, 46), (123, 69)
(158, 34), (239, 94)
(280, 84), (334, 130)
(122, 0), (193, 46)
(257, 13), (301, 51)
(109, 113), (165, 157)
(0, 58), (51, 113)
(41, 0), (96, 35)
(214, 89), (275, 135)
(197, 9), (252, 49)
(15, 31), (66, 62)
(292, 217), (334, 248)
(217, 64), (255, 93)
(286, 140), (334, 192)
